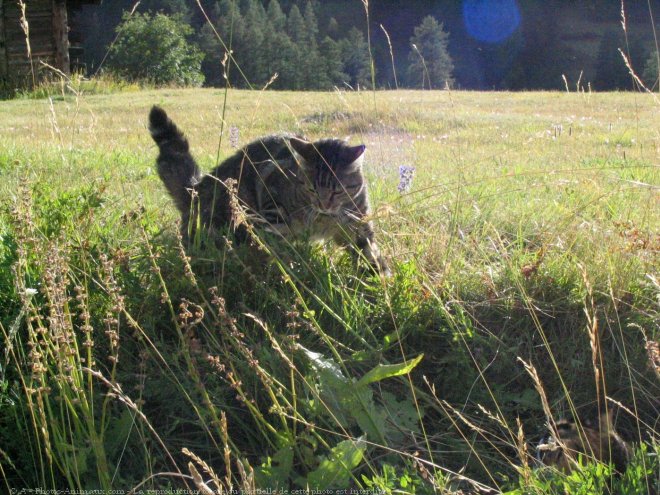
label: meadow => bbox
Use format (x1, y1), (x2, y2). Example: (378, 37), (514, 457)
(0, 87), (658, 493)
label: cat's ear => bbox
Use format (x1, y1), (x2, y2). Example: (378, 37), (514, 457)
(347, 144), (366, 169)
(289, 137), (316, 163)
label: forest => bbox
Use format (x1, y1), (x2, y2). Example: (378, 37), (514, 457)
(74, 0), (660, 91)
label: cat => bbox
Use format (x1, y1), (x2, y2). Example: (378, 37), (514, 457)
(536, 411), (630, 473)
(148, 106), (389, 275)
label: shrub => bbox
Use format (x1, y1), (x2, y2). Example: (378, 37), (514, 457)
(106, 12), (204, 87)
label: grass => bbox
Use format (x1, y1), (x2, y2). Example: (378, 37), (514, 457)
(0, 88), (658, 493)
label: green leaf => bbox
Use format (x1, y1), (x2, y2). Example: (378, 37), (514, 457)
(255, 445), (293, 488)
(300, 345), (386, 443)
(380, 390), (422, 444)
(305, 436), (366, 489)
(357, 354), (424, 387)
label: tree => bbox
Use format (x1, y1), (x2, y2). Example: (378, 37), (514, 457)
(211, 0), (251, 87)
(642, 51), (659, 91)
(197, 23), (224, 86)
(319, 37), (347, 88)
(263, 0), (298, 88)
(106, 12), (204, 86)
(284, 5), (306, 89)
(286, 4), (306, 44)
(138, 0), (191, 21)
(594, 30), (629, 90)
(299, 1), (322, 88)
(407, 16), (454, 89)
(242, 0), (269, 85)
(266, 0), (287, 32)
(340, 28), (372, 89)
(593, 30), (647, 90)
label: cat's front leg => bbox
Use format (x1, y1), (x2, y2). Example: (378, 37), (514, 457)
(336, 221), (390, 276)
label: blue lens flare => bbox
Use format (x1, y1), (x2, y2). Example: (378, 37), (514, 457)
(463, 0), (521, 44)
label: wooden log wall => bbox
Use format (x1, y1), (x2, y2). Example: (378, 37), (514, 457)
(1, 0), (100, 90)
(0, 0), (7, 82)
(53, 0), (70, 76)
(1, 0), (57, 87)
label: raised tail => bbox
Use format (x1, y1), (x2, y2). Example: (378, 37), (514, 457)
(149, 106), (201, 215)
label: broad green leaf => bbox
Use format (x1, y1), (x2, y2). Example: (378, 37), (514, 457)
(356, 354), (424, 387)
(306, 436), (366, 489)
(300, 345), (385, 443)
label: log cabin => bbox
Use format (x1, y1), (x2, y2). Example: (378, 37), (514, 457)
(0, 0), (99, 89)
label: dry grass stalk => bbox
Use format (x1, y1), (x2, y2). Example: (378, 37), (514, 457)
(477, 404), (507, 429)
(620, 0), (627, 33)
(17, 0), (35, 86)
(380, 24), (398, 89)
(86, 368), (183, 478)
(515, 417), (532, 485)
(221, 412), (232, 491)
(579, 264), (602, 411)
(618, 49), (660, 101)
(644, 338), (660, 380)
(442, 400), (487, 435)
(235, 459), (255, 494)
(188, 462), (216, 495)
(517, 357), (559, 439)
(183, 448), (222, 494)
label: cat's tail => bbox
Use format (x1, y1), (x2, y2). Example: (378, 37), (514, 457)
(149, 106), (202, 215)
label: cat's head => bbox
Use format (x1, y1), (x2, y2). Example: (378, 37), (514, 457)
(289, 137), (366, 214)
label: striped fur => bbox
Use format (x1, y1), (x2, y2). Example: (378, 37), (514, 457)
(536, 413), (630, 473)
(149, 106), (389, 274)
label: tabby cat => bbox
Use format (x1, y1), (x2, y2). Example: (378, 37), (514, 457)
(536, 412), (630, 473)
(148, 106), (389, 274)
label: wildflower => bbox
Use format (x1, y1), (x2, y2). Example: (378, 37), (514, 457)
(398, 165), (415, 194)
(229, 125), (239, 149)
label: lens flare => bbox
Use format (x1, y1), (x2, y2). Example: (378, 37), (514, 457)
(463, 0), (521, 44)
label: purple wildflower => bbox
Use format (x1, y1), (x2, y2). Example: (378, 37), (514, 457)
(398, 165), (415, 194)
(229, 126), (240, 149)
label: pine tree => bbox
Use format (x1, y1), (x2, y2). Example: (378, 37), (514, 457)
(242, 0), (268, 85)
(212, 0), (249, 87)
(263, 0), (297, 89)
(286, 5), (305, 43)
(407, 16), (454, 89)
(197, 23), (224, 86)
(319, 36), (347, 88)
(642, 51), (659, 91)
(266, 0), (287, 32)
(299, 2), (322, 88)
(286, 5), (306, 89)
(326, 17), (339, 40)
(340, 28), (372, 89)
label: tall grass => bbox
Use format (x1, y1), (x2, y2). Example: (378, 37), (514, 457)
(1, 86), (657, 493)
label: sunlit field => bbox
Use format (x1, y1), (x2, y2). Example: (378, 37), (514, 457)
(1, 88), (658, 493)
